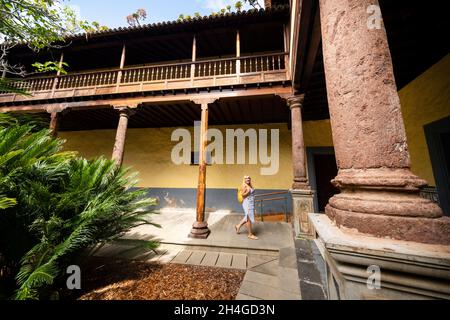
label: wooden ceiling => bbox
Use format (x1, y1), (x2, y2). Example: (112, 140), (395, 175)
(58, 96), (291, 131)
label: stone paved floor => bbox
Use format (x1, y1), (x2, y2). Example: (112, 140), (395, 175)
(92, 241), (302, 300)
(125, 209), (293, 251)
(236, 246), (302, 300)
(295, 239), (327, 300)
(90, 211), (329, 300)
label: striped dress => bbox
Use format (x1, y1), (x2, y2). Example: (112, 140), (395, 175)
(242, 188), (255, 223)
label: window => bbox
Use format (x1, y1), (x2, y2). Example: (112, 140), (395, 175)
(190, 151), (212, 166)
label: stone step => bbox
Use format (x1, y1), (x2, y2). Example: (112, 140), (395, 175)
(236, 245), (302, 300)
(171, 249), (247, 270)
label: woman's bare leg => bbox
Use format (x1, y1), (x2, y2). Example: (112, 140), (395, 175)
(247, 221), (258, 240)
(246, 220), (252, 235)
(235, 218), (247, 233)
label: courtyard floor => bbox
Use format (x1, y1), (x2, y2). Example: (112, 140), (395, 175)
(89, 209), (327, 300)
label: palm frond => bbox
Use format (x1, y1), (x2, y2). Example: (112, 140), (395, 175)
(0, 123), (159, 300)
(0, 196), (16, 209)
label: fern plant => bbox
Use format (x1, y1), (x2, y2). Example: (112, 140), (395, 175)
(0, 113), (159, 300)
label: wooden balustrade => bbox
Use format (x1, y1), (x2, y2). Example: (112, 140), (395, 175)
(2, 53), (288, 95)
(240, 53), (285, 73)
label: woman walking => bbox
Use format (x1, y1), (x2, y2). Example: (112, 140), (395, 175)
(235, 176), (258, 240)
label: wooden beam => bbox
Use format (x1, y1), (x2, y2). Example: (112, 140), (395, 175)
(299, 6), (322, 92)
(192, 35), (197, 62)
(116, 44), (126, 91)
(292, 0), (314, 90)
(0, 86), (292, 113)
(119, 44), (126, 69)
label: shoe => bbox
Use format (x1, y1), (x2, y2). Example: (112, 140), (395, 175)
(248, 234), (258, 240)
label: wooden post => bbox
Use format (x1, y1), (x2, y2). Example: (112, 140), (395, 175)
(116, 44), (126, 91)
(51, 52), (64, 95)
(111, 106), (135, 166)
(191, 35), (196, 85)
(283, 24), (290, 76)
(236, 30), (241, 79)
(189, 98), (216, 239)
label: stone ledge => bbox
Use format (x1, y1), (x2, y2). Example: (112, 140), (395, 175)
(327, 207), (450, 244)
(309, 213), (450, 263)
(309, 213), (450, 299)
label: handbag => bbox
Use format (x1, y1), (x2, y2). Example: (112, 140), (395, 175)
(237, 187), (244, 204)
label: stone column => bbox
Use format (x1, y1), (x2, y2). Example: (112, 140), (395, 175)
(288, 95), (315, 238)
(319, 0), (448, 244)
(46, 105), (67, 138)
(189, 98), (216, 239)
(289, 95), (309, 190)
(49, 112), (59, 138)
(112, 107), (134, 167)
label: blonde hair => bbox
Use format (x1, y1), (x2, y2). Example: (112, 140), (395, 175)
(242, 175), (253, 190)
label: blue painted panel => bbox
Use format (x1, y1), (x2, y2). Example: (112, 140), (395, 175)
(135, 187), (292, 215)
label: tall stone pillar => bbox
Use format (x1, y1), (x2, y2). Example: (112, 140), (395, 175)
(288, 95), (315, 238)
(112, 107), (134, 167)
(189, 98), (216, 239)
(319, 0), (449, 244)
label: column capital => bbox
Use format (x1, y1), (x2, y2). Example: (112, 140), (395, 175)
(190, 97), (217, 106)
(112, 103), (139, 110)
(112, 105), (138, 117)
(286, 94), (305, 110)
(45, 104), (69, 114)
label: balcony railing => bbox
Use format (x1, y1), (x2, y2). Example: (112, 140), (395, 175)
(0, 52), (289, 102)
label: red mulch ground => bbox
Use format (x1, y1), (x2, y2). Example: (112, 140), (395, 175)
(69, 258), (245, 300)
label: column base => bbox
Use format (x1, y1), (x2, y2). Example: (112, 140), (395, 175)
(327, 168), (447, 245)
(326, 205), (450, 245)
(188, 221), (211, 239)
(309, 213), (450, 300)
(291, 189), (315, 238)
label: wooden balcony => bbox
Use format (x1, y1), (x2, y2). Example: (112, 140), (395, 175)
(0, 52), (289, 104)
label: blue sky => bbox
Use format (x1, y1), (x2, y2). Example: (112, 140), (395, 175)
(66, 0), (265, 28)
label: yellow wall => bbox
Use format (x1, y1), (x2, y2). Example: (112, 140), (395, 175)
(399, 54), (450, 186)
(59, 56), (450, 190)
(60, 120), (333, 189)
(304, 119), (334, 147)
